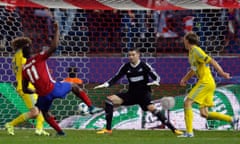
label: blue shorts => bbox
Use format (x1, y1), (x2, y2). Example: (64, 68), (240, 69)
(35, 82), (72, 111)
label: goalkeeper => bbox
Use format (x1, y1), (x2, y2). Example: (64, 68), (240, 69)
(95, 47), (182, 135)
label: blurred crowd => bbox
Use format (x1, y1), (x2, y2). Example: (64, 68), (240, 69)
(0, 7), (240, 55)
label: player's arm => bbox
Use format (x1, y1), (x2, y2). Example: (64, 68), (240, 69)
(22, 78), (35, 94)
(145, 63), (160, 86)
(195, 47), (230, 79)
(180, 69), (195, 86)
(107, 64), (128, 86)
(94, 64), (127, 89)
(12, 53), (26, 94)
(209, 59), (230, 79)
(45, 22), (60, 57)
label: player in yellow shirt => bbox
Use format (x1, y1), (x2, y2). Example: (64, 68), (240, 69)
(178, 32), (239, 137)
(5, 37), (49, 136)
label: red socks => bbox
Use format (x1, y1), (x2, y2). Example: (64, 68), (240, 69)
(46, 116), (62, 132)
(78, 91), (92, 107)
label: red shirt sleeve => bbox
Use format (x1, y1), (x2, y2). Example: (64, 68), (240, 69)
(37, 50), (49, 61)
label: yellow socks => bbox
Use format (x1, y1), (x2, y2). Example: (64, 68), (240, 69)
(207, 112), (232, 122)
(184, 107), (193, 133)
(9, 112), (45, 130)
(9, 113), (29, 126)
(36, 113), (44, 130)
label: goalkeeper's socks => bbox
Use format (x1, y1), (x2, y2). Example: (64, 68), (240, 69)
(78, 91), (92, 107)
(153, 109), (176, 132)
(46, 116), (63, 133)
(105, 99), (113, 130)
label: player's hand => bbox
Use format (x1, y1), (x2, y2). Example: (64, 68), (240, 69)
(220, 72), (231, 79)
(53, 21), (59, 31)
(94, 83), (109, 89)
(180, 78), (187, 86)
(147, 81), (160, 86)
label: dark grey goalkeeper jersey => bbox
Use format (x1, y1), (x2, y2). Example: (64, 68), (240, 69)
(106, 61), (160, 94)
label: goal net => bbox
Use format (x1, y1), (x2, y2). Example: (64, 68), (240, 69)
(0, 0), (240, 130)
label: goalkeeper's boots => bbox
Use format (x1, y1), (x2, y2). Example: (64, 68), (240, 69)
(96, 129), (112, 134)
(231, 117), (239, 130)
(178, 132), (194, 138)
(35, 129), (50, 136)
(5, 123), (14, 135)
(173, 129), (183, 135)
(89, 106), (103, 114)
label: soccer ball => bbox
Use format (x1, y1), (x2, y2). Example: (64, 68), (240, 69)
(160, 97), (175, 110)
(77, 102), (89, 115)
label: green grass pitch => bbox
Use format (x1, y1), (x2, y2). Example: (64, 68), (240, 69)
(0, 129), (239, 144)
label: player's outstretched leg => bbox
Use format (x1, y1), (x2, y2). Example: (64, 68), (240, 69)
(5, 113), (30, 135)
(5, 107), (39, 136)
(207, 111), (239, 130)
(71, 84), (103, 114)
(97, 98), (113, 134)
(42, 111), (65, 136)
(152, 109), (183, 135)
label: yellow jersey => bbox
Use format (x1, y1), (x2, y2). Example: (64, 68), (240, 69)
(188, 45), (214, 83)
(12, 49), (34, 93)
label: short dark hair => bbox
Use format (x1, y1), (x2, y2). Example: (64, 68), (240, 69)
(11, 37), (32, 51)
(185, 32), (199, 46)
(128, 47), (140, 53)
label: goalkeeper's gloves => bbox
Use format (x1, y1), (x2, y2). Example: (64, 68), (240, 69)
(147, 81), (160, 86)
(94, 82), (109, 89)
